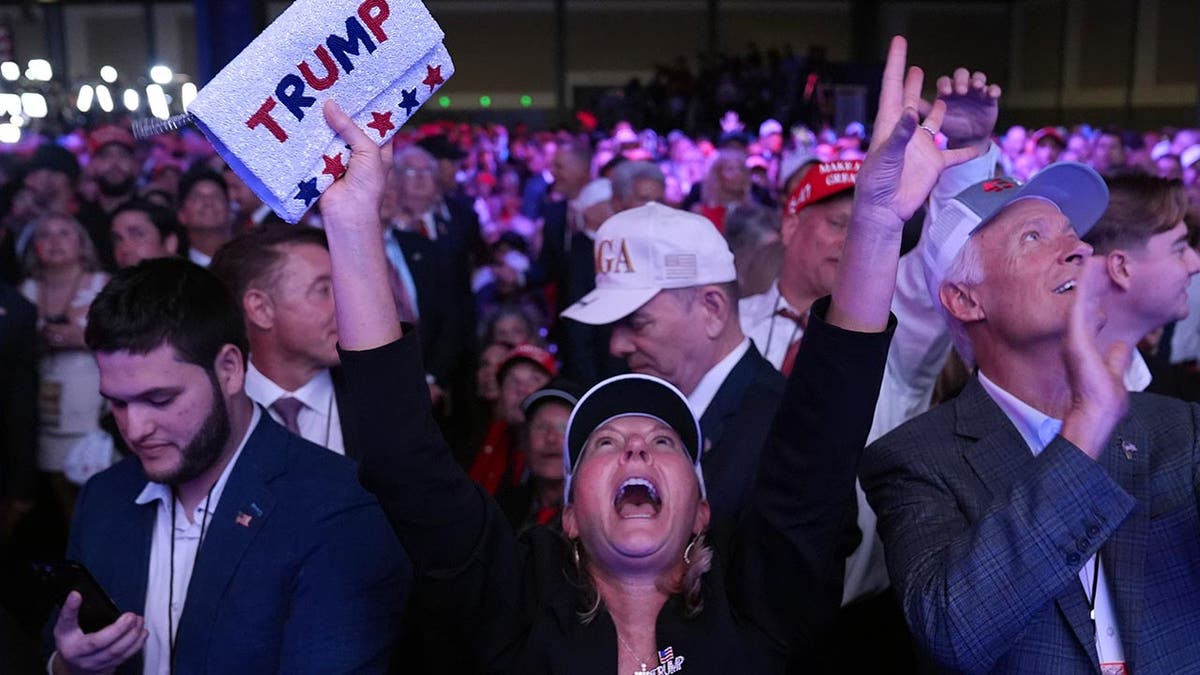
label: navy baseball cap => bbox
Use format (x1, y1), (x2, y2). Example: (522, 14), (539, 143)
(922, 162), (1109, 310)
(562, 374), (704, 503)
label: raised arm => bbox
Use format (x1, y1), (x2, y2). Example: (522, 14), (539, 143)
(828, 36), (982, 333)
(875, 69), (1003, 439)
(320, 101), (402, 351)
(319, 102), (522, 664)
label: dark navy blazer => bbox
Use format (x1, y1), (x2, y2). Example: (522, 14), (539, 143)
(62, 412), (410, 674)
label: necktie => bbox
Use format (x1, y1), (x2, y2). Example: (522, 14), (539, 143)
(271, 396), (305, 435)
(384, 230), (420, 323)
(776, 306), (809, 376)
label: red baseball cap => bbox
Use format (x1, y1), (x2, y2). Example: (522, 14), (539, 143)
(784, 159), (862, 216)
(88, 124), (136, 154)
(497, 344), (557, 383)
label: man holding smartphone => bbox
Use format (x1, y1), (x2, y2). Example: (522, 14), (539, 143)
(47, 258), (409, 675)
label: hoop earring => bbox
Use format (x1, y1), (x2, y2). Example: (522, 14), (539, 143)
(572, 539), (582, 571)
(683, 534), (699, 565)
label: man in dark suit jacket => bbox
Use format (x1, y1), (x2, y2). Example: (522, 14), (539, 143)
(864, 164), (1200, 672)
(390, 145), (478, 416)
(560, 202), (788, 558)
(390, 228), (461, 389)
(211, 226), (364, 458)
(48, 258), (408, 674)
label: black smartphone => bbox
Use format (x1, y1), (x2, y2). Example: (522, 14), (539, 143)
(29, 560), (122, 633)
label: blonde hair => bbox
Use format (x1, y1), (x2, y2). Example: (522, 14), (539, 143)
(701, 149), (750, 207)
(22, 212), (100, 279)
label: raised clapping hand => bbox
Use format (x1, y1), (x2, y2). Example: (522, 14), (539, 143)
(1061, 257), (1133, 460)
(922, 67), (1001, 152)
(52, 591), (146, 675)
(855, 36), (984, 224)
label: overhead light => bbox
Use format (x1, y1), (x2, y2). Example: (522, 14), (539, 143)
(149, 65), (173, 85)
(76, 85), (94, 112)
(11, 115), (24, 127)
(123, 88), (140, 112)
(146, 84), (169, 120)
(180, 82), (197, 111)
(0, 93), (20, 116)
(100, 65), (117, 83)
(26, 59), (52, 81)
(0, 123), (20, 144)
(20, 92), (48, 118)
(0, 62), (18, 81)
(95, 84), (114, 112)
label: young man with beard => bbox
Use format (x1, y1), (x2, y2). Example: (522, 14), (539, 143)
(47, 258), (408, 674)
(78, 126), (141, 271)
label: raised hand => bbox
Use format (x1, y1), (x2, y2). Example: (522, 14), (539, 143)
(319, 99), (403, 351)
(319, 100), (392, 232)
(719, 110), (744, 134)
(52, 592), (146, 675)
(1060, 257), (1132, 460)
(856, 36), (983, 223)
(923, 68), (1001, 152)
(829, 36), (984, 333)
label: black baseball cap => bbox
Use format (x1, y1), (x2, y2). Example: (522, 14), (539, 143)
(563, 374), (704, 502)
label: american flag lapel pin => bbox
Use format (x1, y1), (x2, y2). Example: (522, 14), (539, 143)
(1120, 438), (1138, 461)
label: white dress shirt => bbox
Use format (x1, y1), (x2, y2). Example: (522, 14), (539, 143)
(1170, 272), (1200, 364)
(136, 406), (260, 675)
(686, 338), (751, 420)
(977, 372), (1125, 666)
(243, 361), (345, 455)
(739, 281), (805, 370)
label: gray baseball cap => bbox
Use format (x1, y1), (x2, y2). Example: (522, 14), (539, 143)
(921, 162), (1109, 310)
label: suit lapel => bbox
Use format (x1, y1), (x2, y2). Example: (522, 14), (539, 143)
(174, 416), (282, 664)
(1100, 413), (1150, 670)
(329, 366), (357, 461)
(956, 379), (1032, 503)
(954, 378), (1100, 666)
(106, 498), (157, 618)
(697, 347), (761, 453)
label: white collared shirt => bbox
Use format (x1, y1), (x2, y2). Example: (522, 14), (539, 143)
(977, 371), (1125, 666)
(186, 248), (212, 268)
(383, 226), (422, 318)
(686, 338), (751, 420)
(243, 361), (344, 455)
(135, 406), (261, 675)
(739, 281), (804, 370)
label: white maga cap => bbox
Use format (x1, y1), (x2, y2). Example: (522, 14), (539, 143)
(560, 202), (736, 325)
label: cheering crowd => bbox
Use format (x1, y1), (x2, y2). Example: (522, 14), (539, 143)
(2, 35), (1200, 675)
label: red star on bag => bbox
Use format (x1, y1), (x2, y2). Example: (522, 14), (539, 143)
(366, 111), (395, 138)
(321, 153), (347, 180)
(982, 179), (1017, 193)
(423, 64), (445, 91)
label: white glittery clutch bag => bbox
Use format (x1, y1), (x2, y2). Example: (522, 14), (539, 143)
(143, 0), (453, 223)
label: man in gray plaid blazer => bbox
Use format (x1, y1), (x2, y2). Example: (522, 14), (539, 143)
(863, 162), (1200, 673)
